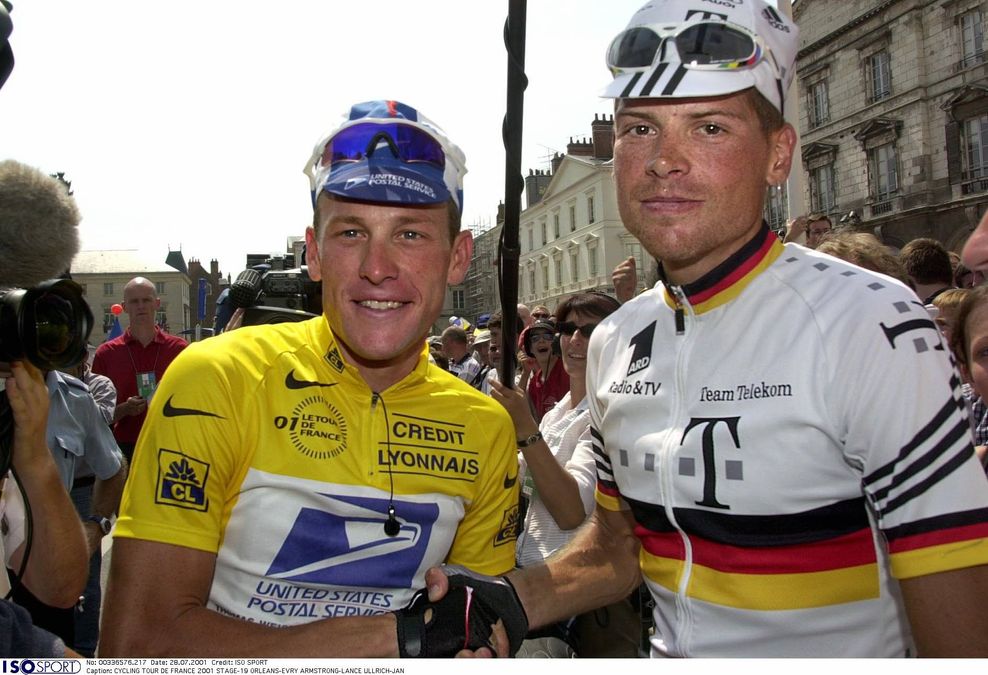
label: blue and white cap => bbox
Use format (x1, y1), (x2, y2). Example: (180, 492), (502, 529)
(304, 100), (467, 213)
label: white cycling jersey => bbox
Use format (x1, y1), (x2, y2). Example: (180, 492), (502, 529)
(586, 225), (988, 657)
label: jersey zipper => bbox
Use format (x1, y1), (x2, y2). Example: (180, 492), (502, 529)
(664, 284), (697, 655)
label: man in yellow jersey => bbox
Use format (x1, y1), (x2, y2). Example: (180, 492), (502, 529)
(101, 101), (519, 657)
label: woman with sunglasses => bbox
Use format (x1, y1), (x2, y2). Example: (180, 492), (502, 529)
(490, 291), (623, 656)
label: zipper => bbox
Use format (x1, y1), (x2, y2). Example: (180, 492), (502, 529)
(670, 286), (687, 336)
(665, 283), (696, 654)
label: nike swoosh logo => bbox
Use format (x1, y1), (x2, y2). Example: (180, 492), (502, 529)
(285, 369), (339, 390)
(504, 473), (518, 489)
(162, 396), (225, 419)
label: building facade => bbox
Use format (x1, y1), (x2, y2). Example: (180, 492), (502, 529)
(511, 115), (650, 312)
(794, 0), (988, 250)
(71, 250), (191, 343)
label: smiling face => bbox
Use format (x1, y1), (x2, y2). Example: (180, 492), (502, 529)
(612, 91), (795, 285)
(306, 195), (472, 390)
(559, 309), (598, 382)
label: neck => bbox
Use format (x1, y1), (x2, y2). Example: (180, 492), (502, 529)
(568, 375), (586, 407)
(914, 282), (950, 303)
(130, 324), (156, 345)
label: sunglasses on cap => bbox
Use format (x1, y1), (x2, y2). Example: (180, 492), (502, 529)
(607, 20), (776, 75)
(557, 321), (598, 339)
(304, 119), (454, 202)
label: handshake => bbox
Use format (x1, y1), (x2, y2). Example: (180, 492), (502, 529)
(394, 566), (529, 658)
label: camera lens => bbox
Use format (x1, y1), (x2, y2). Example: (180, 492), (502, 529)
(0, 279), (93, 369)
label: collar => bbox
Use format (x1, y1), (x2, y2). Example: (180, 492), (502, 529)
(123, 326), (164, 345)
(661, 223), (783, 315)
(922, 286), (952, 305)
(313, 318), (430, 394)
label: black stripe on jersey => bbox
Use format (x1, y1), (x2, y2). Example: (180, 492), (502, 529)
(620, 72), (643, 98)
(882, 507), (988, 542)
(864, 397), (960, 487)
(624, 495), (869, 546)
(870, 417), (970, 505)
(661, 65), (688, 95)
(679, 225), (771, 302)
(639, 62), (668, 97)
(590, 425), (604, 444)
(882, 442), (975, 516)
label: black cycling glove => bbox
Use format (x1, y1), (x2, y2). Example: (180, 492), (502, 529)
(394, 584), (499, 657)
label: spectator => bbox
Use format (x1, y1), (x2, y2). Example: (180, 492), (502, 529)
(441, 325), (484, 388)
(954, 263), (985, 290)
(783, 212), (832, 249)
(950, 285), (988, 471)
(91, 277), (187, 462)
(491, 291), (634, 657)
(1, 362), (88, 657)
(8, 368), (127, 655)
(931, 288), (970, 352)
(899, 237), (955, 305)
(531, 306), (551, 322)
(814, 231), (911, 287)
(521, 320), (569, 423)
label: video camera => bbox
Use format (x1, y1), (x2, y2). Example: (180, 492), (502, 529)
(0, 278), (93, 371)
(228, 258), (321, 326)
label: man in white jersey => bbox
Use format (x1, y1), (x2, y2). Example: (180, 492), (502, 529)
(426, 0), (988, 657)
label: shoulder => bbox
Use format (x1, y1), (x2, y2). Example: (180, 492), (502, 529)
(422, 365), (512, 426)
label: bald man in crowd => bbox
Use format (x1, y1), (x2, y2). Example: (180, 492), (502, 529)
(92, 277), (187, 461)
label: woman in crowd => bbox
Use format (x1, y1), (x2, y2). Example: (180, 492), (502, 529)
(492, 291), (639, 657)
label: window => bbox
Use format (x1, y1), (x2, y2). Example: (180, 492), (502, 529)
(869, 143), (898, 202)
(569, 205), (577, 232)
(867, 50), (891, 103)
(541, 261), (549, 291)
(809, 80), (829, 128)
(527, 227), (534, 252)
(540, 220), (547, 246)
(102, 308), (115, 331)
(962, 10), (985, 67)
(553, 213), (560, 238)
(155, 281), (166, 295)
(570, 249), (580, 282)
(155, 310), (167, 327)
(554, 257), (562, 286)
(587, 195), (596, 224)
(810, 165), (837, 213)
(964, 114), (988, 179)
(588, 245), (599, 278)
(452, 289), (465, 311)
(528, 268), (536, 297)
(103, 282), (113, 296)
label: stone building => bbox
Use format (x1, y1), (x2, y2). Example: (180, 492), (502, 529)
(794, 0), (988, 250)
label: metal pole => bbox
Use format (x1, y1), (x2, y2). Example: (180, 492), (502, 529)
(498, 0), (527, 388)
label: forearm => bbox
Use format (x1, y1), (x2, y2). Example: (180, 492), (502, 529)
(507, 508), (641, 629)
(100, 601), (400, 657)
(91, 464), (128, 518)
(12, 451), (88, 606)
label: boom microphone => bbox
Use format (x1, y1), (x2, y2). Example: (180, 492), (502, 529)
(229, 268), (264, 309)
(1, 1), (12, 91)
(0, 160), (81, 289)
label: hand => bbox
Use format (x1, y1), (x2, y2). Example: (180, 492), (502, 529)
(224, 308), (245, 332)
(518, 350), (536, 375)
(4, 361), (52, 472)
(612, 256), (638, 303)
(120, 396), (147, 417)
(490, 379), (538, 439)
(784, 216), (808, 242)
(421, 565), (528, 658)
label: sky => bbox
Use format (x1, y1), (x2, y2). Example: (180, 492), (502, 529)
(1, 0), (646, 278)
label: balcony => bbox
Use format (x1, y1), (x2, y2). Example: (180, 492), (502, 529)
(955, 51), (988, 73)
(961, 176), (988, 195)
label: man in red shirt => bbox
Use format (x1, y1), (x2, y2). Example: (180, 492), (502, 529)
(92, 277), (186, 460)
